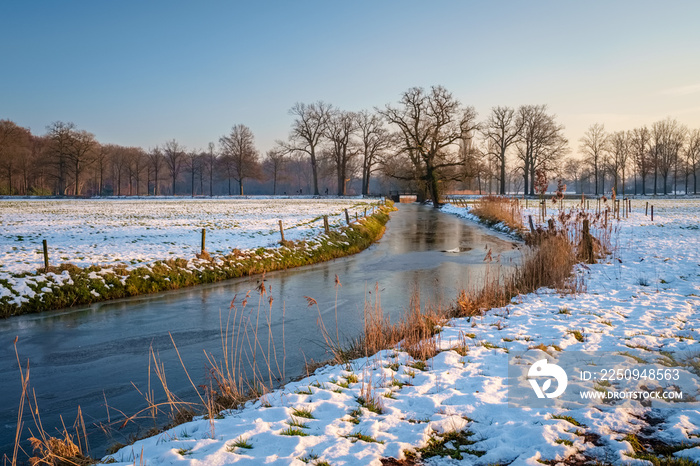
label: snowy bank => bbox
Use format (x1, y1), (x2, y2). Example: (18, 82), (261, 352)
(102, 199), (700, 465)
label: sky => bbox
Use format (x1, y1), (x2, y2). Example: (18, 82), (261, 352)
(2, 0), (699, 157)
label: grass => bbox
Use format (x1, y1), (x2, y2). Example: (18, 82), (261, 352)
(551, 414), (583, 427)
(357, 379), (384, 415)
(1, 202), (395, 317)
(411, 428), (485, 460)
(568, 329), (586, 342)
(280, 427), (310, 437)
(291, 407), (315, 419)
(469, 195), (524, 233)
(319, 285), (445, 365)
(344, 432), (384, 444)
(287, 418), (310, 429)
(623, 433), (700, 466)
(226, 436), (253, 453)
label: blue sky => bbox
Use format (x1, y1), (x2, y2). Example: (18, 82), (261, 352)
(2, 1), (699, 155)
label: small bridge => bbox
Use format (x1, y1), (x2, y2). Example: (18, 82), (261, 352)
(388, 191), (419, 203)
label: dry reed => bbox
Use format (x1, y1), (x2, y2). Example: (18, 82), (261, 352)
(9, 338), (95, 466)
(469, 195), (524, 233)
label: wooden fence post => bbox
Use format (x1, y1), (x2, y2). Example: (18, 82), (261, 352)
(528, 215), (535, 233)
(345, 209), (350, 224)
(201, 228), (206, 255)
(645, 202), (649, 216)
(278, 220), (285, 242)
(42, 239), (49, 272)
(323, 215), (329, 234)
(651, 205), (654, 222)
(581, 219), (594, 264)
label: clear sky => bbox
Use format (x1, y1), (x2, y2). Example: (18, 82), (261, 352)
(2, 0), (699, 155)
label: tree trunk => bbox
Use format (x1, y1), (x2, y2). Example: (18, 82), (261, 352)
(310, 149), (320, 195)
(499, 149), (506, 195)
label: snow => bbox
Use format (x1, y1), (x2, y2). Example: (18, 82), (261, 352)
(0, 197), (376, 306)
(98, 198), (700, 465)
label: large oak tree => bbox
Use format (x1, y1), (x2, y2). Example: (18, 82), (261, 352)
(380, 85), (478, 206)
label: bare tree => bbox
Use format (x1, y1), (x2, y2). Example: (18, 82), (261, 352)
(0, 120), (31, 194)
(651, 118), (687, 195)
(516, 105), (568, 196)
(458, 134), (486, 193)
(46, 121), (77, 195)
(563, 156), (585, 194)
(147, 146), (164, 196)
(285, 101), (332, 195)
(482, 106), (524, 194)
(263, 149), (287, 195)
(356, 109), (390, 196)
(607, 131), (630, 195)
(219, 124), (261, 195)
(108, 145), (129, 196)
(183, 149), (200, 197)
(163, 139), (185, 195)
(92, 144), (110, 196)
(19, 134), (45, 195)
(324, 109), (356, 195)
(685, 129), (700, 194)
(67, 129), (97, 196)
(206, 142), (217, 197)
(128, 147), (146, 196)
(579, 123), (608, 195)
(630, 126), (652, 195)
(380, 85), (478, 206)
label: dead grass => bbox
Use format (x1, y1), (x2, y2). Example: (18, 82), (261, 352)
(204, 276), (286, 412)
(317, 285), (445, 365)
(9, 338), (96, 466)
(470, 195), (523, 233)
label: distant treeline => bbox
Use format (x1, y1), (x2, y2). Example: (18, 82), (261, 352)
(1, 86), (698, 200)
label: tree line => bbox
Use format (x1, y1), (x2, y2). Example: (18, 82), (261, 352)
(1, 85), (699, 201)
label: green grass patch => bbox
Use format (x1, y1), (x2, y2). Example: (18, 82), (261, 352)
(344, 432), (384, 444)
(551, 414), (583, 427)
(623, 433), (700, 466)
(291, 407), (315, 419)
(414, 429), (484, 460)
(1, 204), (395, 317)
(227, 436), (253, 452)
(280, 427), (309, 437)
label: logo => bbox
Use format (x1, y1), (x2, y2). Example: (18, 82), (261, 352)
(528, 359), (568, 398)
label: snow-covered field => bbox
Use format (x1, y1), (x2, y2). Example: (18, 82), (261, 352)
(0, 197), (376, 305)
(103, 199), (700, 465)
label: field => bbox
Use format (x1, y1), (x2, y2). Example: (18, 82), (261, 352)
(96, 198), (700, 465)
(0, 197), (380, 308)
